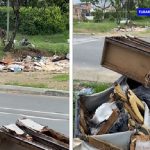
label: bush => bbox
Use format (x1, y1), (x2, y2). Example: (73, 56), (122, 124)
(93, 10), (149, 23)
(93, 9), (103, 22)
(0, 6), (68, 35)
(108, 15), (115, 21)
(0, 7), (14, 30)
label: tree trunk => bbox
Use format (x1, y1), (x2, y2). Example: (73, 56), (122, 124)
(102, 9), (104, 20)
(3, 0), (20, 52)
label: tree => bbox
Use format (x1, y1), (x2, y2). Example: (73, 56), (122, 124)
(137, 0), (150, 8)
(3, 0), (20, 51)
(28, 0), (69, 14)
(110, 0), (124, 24)
(81, 0), (112, 20)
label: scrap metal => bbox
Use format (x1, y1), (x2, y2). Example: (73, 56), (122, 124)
(74, 36), (150, 149)
(0, 118), (69, 150)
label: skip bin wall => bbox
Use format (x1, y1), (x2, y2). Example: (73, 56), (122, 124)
(101, 36), (150, 85)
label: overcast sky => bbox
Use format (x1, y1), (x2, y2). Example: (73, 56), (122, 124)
(73, 0), (81, 4)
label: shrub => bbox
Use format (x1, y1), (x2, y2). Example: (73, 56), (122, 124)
(0, 6), (68, 35)
(93, 9), (103, 22)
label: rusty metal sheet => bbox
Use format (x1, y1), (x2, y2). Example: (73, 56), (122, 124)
(0, 119), (69, 150)
(16, 119), (69, 150)
(0, 131), (47, 150)
(101, 36), (150, 86)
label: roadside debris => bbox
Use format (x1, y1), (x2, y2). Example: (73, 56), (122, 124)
(0, 118), (69, 150)
(74, 36), (150, 150)
(19, 38), (35, 48)
(79, 88), (94, 95)
(0, 55), (69, 73)
(114, 26), (148, 32)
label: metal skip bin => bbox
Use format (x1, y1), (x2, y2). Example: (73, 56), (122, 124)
(101, 36), (150, 86)
(0, 119), (69, 150)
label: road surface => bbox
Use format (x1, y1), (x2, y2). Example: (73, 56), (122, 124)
(0, 92), (69, 136)
(73, 34), (120, 82)
(73, 34), (150, 82)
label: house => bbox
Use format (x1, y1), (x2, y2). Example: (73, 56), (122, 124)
(73, 2), (93, 20)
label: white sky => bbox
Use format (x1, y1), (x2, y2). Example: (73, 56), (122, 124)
(73, 0), (81, 4)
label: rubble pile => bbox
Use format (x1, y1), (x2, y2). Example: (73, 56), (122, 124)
(77, 80), (150, 150)
(0, 118), (69, 150)
(0, 55), (69, 73)
(114, 26), (148, 32)
(74, 36), (150, 150)
(79, 82), (149, 133)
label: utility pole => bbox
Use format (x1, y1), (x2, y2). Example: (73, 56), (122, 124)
(6, 0), (10, 41)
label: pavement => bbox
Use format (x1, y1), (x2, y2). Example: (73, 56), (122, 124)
(0, 92), (69, 136)
(73, 34), (150, 82)
(0, 85), (69, 97)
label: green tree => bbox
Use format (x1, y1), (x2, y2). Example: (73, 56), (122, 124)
(81, 0), (112, 20)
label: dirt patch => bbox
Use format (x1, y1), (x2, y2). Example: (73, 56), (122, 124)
(0, 72), (69, 91)
(11, 48), (51, 58)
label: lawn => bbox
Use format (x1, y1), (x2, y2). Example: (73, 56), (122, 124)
(52, 74), (69, 82)
(0, 32), (69, 58)
(74, 21), (117, 33)
(73, 80), (111, 93)
(133, 19), (150, 27)
(73, 19), (150, 34)
(1, 72), (69, 91)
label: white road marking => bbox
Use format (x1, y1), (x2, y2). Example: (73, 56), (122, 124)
(0, 111), (68, 121)
(0, 107), (68, 117)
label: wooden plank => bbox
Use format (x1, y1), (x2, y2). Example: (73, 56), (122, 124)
(124, 103), (143, 124)
(79, 104), (89, 134)
(97, 109), (119, 135)
(88, 136), (121, 150)
(130, 135), (150, 150)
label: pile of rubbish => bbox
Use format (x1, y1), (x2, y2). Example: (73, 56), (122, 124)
(0, 118), (69, 150)
(114, 26), (148, 32)
(74, 36), (150, 150)
(0, 55), (69, 73)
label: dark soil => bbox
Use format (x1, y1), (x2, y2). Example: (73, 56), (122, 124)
(11, 48), (51, 58)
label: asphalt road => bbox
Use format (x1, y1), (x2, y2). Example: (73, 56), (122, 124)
(73, 34), (120, 82)
(73, 34), (150, 82)
(0, 93), (69, 136)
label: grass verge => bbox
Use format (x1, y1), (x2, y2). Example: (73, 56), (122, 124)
(74, 21), (117, 33)
(73, 80), (111, 93)
(74, 19), (150, 34)
(0, 72), (69, 91)
(5, 82), (48, 88)
(0, 32), (69, 58)
(15, 33), (69, 55)
(52, 74), (69, 82)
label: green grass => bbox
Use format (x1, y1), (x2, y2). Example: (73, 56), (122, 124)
(74, 19), (150, 33)
(74, 80), (111, 93)
(0, 32), (69, 58)
(5, 82), (48, 88)
(134, 19), (150, 27)
(80, 82), (110, 93)
(52, 74), (69, 82)
(15, 33), (69, 55)
(0, 45), (5, 59)
(74, 21), (117, 33)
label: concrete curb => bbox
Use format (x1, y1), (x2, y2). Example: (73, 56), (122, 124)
(0, 85), (69, 97)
